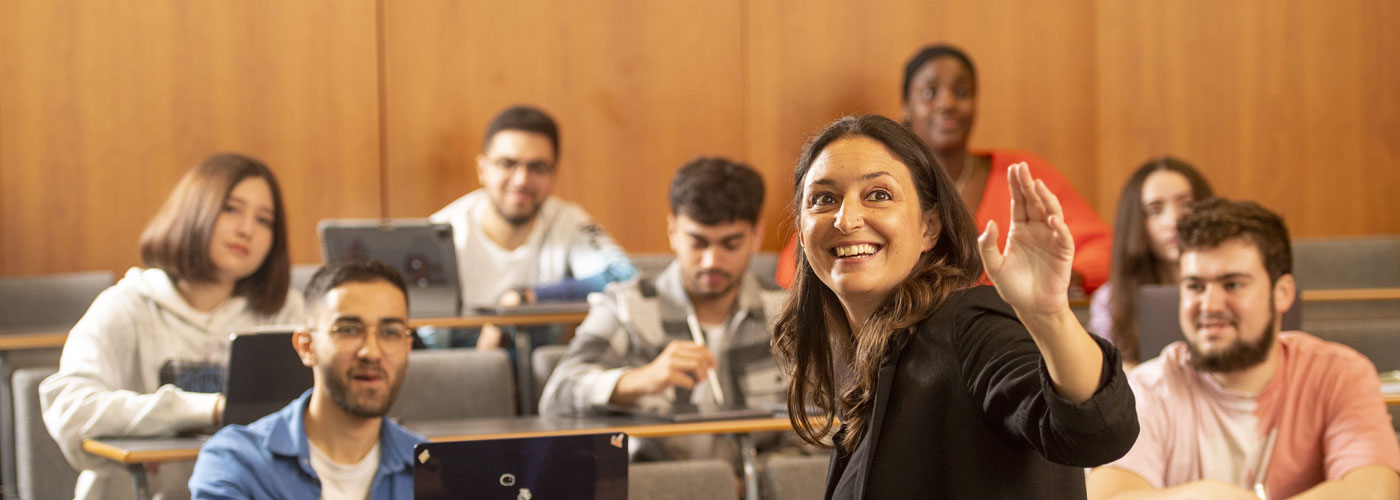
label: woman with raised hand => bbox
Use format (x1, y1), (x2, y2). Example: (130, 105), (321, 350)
(40, 153), (305, 500)
(1089, 157), (1214, 366)
(772, 115), (1137, 499)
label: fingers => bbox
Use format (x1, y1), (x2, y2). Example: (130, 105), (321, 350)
(977, 220), (1003, 276)
(1017, 163), (1049, 223)
(1036, 180), (1075, 252)
(1006, 163), (1027, 222)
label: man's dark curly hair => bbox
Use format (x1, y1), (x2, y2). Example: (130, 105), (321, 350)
(668, 157), (764, 225)
(1177, 198), (1292, 284)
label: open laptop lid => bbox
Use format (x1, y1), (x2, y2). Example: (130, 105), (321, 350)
(1136, 284), (1303, 361)
(221, 328), (312, 427)
(317, 219), (460, 318)
(414, 433), (629, 500)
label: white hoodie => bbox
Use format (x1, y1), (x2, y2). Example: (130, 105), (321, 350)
(39, 267), (304, 500)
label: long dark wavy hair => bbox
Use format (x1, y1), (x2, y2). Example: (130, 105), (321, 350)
(772, 115), (983, 453)
(1107, 157), (1213, 362)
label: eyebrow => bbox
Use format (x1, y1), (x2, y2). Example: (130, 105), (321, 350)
(687, 231), (748, 243)
(810, 171), (895, 187)
(1182, 272), (1254, 282)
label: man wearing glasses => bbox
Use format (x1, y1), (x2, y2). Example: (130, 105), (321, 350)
(428, 105), (637, 349)
(189, 258), (422, 499)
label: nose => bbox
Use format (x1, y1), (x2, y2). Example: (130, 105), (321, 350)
(507, 163), (533, 186)
(700, 246), (718, 268)
(834, 199), (864, 234)
(356, 330), (385, 361)
(1200, 284), (1227, 313)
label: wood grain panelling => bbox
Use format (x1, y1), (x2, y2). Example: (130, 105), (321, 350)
(381, 0), (746, 253)
(1095, 0), (1400, 237)
(0, 1), (381, 276)
(747, 0), (1099, 248)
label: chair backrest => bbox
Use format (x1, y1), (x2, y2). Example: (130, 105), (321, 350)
(1307, 321), (1400, 372)
(12, 367), (78, 499)
(761, 455), (828, 500)
(629, 459), (738, 500)
(390, 349), (516, 421)
(531, 344), (570, 408)
(1292, 235), (1400, 289)
(0, 271), (113, 332)
(289, 263), (320, 294)
(1137, 284), (1303, 361)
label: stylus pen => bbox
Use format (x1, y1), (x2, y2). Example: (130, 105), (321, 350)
(684, 314), (726, 407)
(1251, 427), (1279, 500)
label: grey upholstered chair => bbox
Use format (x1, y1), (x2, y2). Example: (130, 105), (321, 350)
(12, 366), (78, 500)
(629, 459), (738, 500)
(1292, 235), (1400, 290)
(0, 270), (113, 333)
(762, 454), (829, 500)
(531, 344), (570, 408)
(389, 348), (516, 421)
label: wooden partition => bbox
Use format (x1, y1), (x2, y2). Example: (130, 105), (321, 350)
(2, 0), (1397, 277)
(0, 1), (383, 275)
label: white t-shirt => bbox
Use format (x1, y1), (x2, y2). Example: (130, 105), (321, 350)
(309, 441), (380, 500)
(430, 189), (633, 307)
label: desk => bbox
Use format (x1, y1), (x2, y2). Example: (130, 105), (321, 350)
(0, 330), (69, 500)
(84, 415), (799, 500)
(1385, 393), (1399, 406)
(1301, 288), (1400, 303)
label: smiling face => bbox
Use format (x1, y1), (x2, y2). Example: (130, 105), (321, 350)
(1178, 237), (1290, 372)
(208, 177), (275, 285)
(299, 280), (411, 418)
(902, 56), (977, 154)
(1142, 169), (1196, 263)
(799, 136), (938, 319)
(477, 130), (558, 226)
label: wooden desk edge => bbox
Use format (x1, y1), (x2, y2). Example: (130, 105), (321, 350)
(409, 312), (589, 329)
(0, 332), (68, 350)
(1385, 393), (1400, 406)
(1302, 288), (1400, 302)
(82, 439), (199, 464)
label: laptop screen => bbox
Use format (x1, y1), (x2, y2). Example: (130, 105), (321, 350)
(414, 433), (629, 500)
(317, 219), (460, 318)
(221, 329), (312, 427)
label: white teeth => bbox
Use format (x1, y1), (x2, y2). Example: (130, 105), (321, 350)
(835, 244), (878, 257)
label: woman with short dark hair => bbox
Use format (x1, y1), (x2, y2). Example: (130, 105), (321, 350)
(40, 153), (304, 500)
(773, 115), (1138, 499)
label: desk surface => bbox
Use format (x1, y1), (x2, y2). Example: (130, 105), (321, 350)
(83, 415), (800, 465)
(408, 311), (589, 329)
(0, 331), (68, 351)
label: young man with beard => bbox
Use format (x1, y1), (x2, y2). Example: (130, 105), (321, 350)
(427, 105), (637, 349)
(1087, 199), (1400, 500)
(189, 259), (422, 499)
(539, 157), (787, 463)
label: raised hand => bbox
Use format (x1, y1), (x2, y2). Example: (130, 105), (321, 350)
(977, 161), (1075, 319)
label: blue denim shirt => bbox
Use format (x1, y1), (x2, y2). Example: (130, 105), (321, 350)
(189, 390), (424, 499)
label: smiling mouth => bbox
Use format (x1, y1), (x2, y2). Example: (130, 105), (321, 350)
(832, 243), (881, 258)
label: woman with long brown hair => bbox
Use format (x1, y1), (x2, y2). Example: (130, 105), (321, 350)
(39, 153), (304, 500)
(772, 115), (1138, 498)
(1089, 157), (1214, 365)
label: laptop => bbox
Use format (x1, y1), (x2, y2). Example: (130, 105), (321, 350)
(317, 219), (460, 318)
(414, 433), (629, 500)
(1136, 284), (1303, 361)
(221, 329), (313, 427)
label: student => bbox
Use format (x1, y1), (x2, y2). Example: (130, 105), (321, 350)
(39, 153), (305, 500)
(189, 258), (422, 499)
(773, 115), (1137, 499)
(1087, 198), (1400, 500)
(428, 105), (637, 349)
(1089, 157), (1214, 365)
(539, 157), (788, 464)
(777, 44), (1114, 293)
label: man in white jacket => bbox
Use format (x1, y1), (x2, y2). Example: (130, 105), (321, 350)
(427, 105), (636, 349)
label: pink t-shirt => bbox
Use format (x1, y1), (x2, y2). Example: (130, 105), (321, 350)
(1108, 332), (1400, 498)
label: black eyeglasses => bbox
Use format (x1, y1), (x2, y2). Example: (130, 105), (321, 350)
(487, 156), (555, 175)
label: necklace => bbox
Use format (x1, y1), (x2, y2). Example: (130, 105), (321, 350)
(955, 155), (975, 193)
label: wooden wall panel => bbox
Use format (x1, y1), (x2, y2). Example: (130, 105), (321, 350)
(747, 0), (1099, 248)
(381, 0), (747, 253)
(1095, 0), (1400, 238)
(0, 0), (381, 276)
